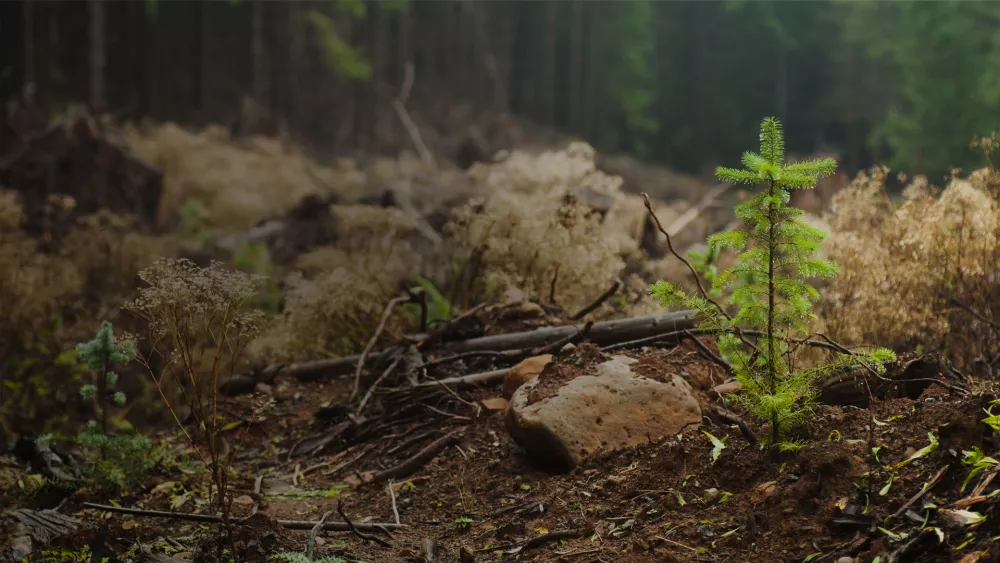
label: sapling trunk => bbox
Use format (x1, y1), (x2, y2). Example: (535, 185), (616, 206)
(766, 178), (778, 445)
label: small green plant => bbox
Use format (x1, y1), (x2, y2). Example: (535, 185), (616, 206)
(455, 515), (473, 529)
(75, 321), (157, 492)
(178, 198), (210, 248)
(650, 117), (895, 447)
(961, 447), (997, 493)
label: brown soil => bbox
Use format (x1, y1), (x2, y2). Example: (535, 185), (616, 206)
(6, 333), (999, 563)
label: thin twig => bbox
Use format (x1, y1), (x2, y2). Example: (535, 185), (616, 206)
(570, 279), (622, 320)
(418, 350), (508, 370)
(422, 403), (473, 421)
(683, 329), (732, 372)
(642, 193), (731, 321)
(81, 503), (404, 532)
(892, 465), (948, 519)
(433, 379), (482, 418)
(356, 356), (402, 416)
(529, 321), (593, 356)
(351, 294), (412, 401)
(307, 510), (334, 560)
(388, 481), (401, 526)
(518, 525), (595, 553)
(643, 192), (760, 357)
(369, 431), (460, 484)
(947, 297), (1000, 332)
(337, 501), (393, 548)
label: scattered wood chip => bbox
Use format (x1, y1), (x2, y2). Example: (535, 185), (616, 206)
(480, 397), (509, 411)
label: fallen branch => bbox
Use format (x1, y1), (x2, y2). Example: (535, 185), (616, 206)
(80, 503), (404, 533)
(356, 356), (402, 416)
(351, 294), (413, 401)
(254, 305), (696, 381)
(369, 431), (460, 484)
(272, 310), (694, 382)
(337, 501), (393, 548)
(570, 279), (622, 320)
(516, 524), (595, 554)
(410, 368), (508, 390)
(450, 310), (694, 354)
(418, 321), (592, 373)
(709, 405), (757, 446)
(892, 465), (948, 519)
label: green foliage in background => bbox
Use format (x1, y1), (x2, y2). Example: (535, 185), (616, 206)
(651, 117), (895, 447)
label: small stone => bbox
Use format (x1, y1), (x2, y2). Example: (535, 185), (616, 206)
(561, 343), (577, 353)
(606, 475), (626, 486)
(703, 488), (720, 502)
(233, 495), (255, 506)
(837, 557), (855, 563)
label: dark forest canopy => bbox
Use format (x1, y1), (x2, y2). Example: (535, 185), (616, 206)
(2, 0), (1000, 180)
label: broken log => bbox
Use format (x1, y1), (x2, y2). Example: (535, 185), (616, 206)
(281, 310), (696, 382)
(448, 309), (695, 353)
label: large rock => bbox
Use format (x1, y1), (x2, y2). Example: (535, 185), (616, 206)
(505, 355), (702, 470)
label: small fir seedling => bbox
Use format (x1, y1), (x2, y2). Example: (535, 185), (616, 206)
(76, 321), (134, 434)
(650, 117), (895, 447)
(75, 321), (157, 492)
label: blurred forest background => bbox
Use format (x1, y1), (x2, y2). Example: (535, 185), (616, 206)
(3, 0), (1000, 182)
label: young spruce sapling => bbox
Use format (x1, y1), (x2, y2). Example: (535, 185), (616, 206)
(650, 117), (895, 448)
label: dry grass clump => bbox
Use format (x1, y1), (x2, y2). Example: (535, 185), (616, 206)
(251, 244), (415, 362)
(0, 191), (82, 352)
(821, 166), (1000, 366)
(122, 122), (360, 231)
(447, 142), (647, 311)
(61, 210), (175, 306)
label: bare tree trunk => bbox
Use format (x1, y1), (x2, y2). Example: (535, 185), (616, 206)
(569, 0), (583, 131)
(287, 3), (305, 137)
(583, 2), (598, 139)
(88, 0), (105, 111)
(252, 0), (266, 105)
(542, 0), (557, 124)
(199, 1), (210, 115)
(23, 0), (35, 85)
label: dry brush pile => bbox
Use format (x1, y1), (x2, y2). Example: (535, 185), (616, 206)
(820, 164), (1000, 374)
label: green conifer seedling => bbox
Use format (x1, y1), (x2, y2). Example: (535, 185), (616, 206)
(650, 117), (895, 448)
(75, 321), (156, 492)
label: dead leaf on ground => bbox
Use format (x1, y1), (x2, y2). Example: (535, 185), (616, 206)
(751, 481), (777, 504)
(481, 397), (509, 411)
